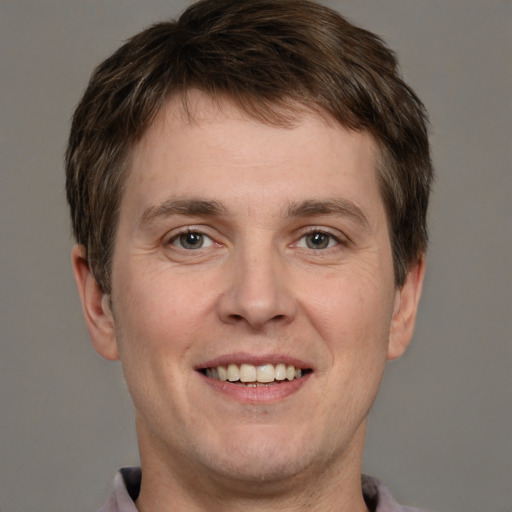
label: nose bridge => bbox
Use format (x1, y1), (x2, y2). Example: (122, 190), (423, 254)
(219, 234), (294, 329)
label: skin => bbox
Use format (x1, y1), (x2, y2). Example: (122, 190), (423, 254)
(72, 92), (425, 512)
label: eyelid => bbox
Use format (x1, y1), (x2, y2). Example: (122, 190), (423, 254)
(171, 232), (214, 249)
(166, 226), (217, 249)
(293, 227), (349, 249)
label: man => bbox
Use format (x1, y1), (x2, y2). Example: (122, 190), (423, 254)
(66, 0), (433, 510)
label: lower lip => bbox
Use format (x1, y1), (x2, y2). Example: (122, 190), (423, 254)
(200, 373), (311, 403)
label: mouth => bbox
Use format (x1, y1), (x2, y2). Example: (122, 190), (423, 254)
(199, 363), (312, 387)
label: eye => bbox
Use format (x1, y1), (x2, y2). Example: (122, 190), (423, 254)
(170, 231), (214, 250)
(297, 231), (340, 250)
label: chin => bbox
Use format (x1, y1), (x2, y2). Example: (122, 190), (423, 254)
(196, 426), (322, 485)
(206, 454), (313, 488)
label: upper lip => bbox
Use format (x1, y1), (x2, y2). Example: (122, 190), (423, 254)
(195, 352), (313, 370)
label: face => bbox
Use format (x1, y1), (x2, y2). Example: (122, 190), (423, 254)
(74, 93), (423, 489)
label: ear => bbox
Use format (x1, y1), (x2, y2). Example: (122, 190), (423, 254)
(387, 256), (426, 360)
(71, 245), (119, 360)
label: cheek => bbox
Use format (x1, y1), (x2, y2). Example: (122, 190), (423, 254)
(110, 262), (228, 400)
(109, 267), (204, 423)
(114, 259), (213, 334)
(309, 272), (393, 334)
(301, 270), (394, 371)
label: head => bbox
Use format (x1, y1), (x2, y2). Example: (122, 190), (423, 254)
(66, 0), (432, 295)
(68, 2), (432, 504)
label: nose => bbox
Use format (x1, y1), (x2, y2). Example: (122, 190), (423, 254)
(217, 243), (296, 331)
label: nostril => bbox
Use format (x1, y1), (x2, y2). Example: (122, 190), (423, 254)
(229, 313), (287, 324)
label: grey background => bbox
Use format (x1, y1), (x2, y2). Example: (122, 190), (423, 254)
(1, 1), (511, 511)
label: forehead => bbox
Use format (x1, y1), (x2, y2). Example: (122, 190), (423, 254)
(135, 89), (377, 159)
(123, 91), (383, 225)
(132, 91), (378, 178)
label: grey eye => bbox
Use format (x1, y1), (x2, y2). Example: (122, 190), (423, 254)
(172, 232), (213, 250)
(304, 232), (333, 249)
(297, 231), (339, 250)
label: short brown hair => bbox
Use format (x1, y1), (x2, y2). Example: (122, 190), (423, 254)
(66, 0), (433, 293)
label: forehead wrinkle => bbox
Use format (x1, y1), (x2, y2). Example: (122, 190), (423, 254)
(285, 199), (371, 230)
(138, 198), (228, 228)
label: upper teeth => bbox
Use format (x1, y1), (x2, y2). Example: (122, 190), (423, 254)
(204, 363), (303, 383)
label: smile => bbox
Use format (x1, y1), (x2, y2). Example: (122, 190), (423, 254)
(201, 363), (311, 386)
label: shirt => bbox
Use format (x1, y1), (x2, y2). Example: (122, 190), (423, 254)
(98, 467), (431, 512)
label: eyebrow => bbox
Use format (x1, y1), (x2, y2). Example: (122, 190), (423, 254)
(285, 199), (370, 229)
(138, 197), (370, 230)
(139, 198), (227, 228)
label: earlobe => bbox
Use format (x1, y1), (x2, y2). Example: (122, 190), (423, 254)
(387, 257), (426, 360)
(71, 245), (119, 361)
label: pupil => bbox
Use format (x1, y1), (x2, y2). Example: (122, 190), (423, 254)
(308, 232), (328, 249)
(181, 232), (203, 248)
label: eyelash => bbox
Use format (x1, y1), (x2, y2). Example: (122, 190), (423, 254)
(294, 228), (347, 251)
(165, 227), (348, 252)
(167, 228), (215, 250)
